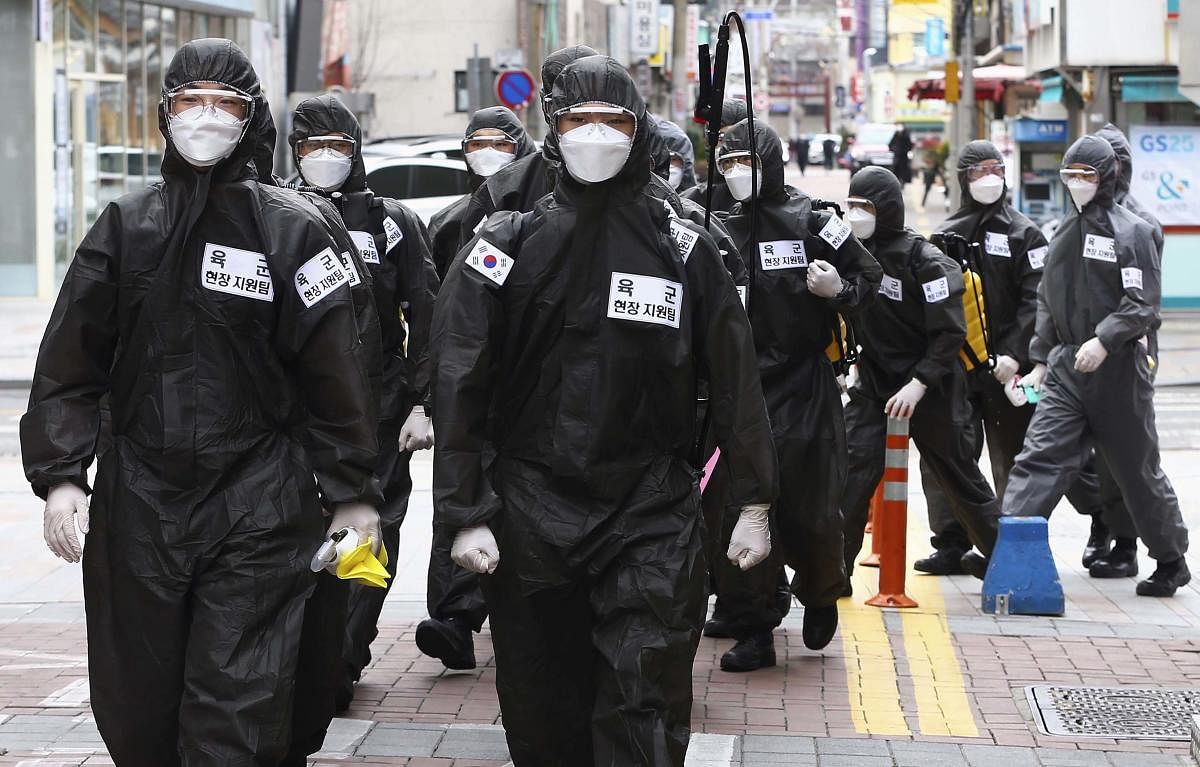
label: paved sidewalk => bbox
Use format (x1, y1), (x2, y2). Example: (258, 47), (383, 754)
(0, 445), (1195, 765)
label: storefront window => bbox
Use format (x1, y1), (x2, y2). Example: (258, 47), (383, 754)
(68, 0), (95, 73)
(144, 4), (163, 181)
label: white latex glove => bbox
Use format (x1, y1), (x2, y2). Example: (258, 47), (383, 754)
(451, 525), (500, 574)
(399, 405), (433, 452)
(884, 378), (927, 419)
(1074, 337), (1108, 373)
(727, 504), (771, 571)
(44, 483), (89, 563)
(326, 502), (382, 556)
(992, 355), (1019, 385)
(1022, 362), (1049, 392)
(806, 259), (844, 298)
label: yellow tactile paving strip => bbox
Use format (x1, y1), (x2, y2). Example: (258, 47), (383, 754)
(839, 496), (979, 738)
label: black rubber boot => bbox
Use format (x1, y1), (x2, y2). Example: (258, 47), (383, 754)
(802, 604), (839, 651)
(1081, 515), (1112, 568)
(1088, 537), (1138, 579)
(703, 603), (736, 638)
(1136, 557), (1192, 597)
(415, 616), (477, 670)
(914, 548), (967, 575)
(960, 550), (988, 580)
(841, 580), (853, 598)
(719, 632), (776, 672)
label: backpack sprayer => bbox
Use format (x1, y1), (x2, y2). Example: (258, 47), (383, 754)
(930, 230), (994, 375)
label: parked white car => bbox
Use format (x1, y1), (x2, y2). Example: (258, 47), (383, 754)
(362, 155), (471, 225)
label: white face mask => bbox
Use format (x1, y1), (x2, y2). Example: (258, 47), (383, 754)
(299, 148), (353, 191)
(1066, 178), (1098, 212)
(847, 208), (876, 240)
(668, 165), (685, 189)
(466, 147), (516, 178)
(168, 106), (247, 168)
(558, 122), (634, 184)
(968, 175), (1005, 206)
(723, 164), (761, 201)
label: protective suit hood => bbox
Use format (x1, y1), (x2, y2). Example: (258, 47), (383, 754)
(160, 38), (266, 183)
(464, 106), (538, 190)
(719, 118), (786, 201)
(649, 116), (697, 189)
(290, 94), (366, 191)
(1094, 123), (1134, 203)
(539, 45), (600, 163)
(647, 115), (673, 181)
(1062, 134), (1118, 213)
(722, 99), (749, 128)
(955, 140), (1006, 211)
(848, 166), (905, 237)
(549, 55), (650, 190)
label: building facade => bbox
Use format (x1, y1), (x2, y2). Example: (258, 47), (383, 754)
(7, 0), (286, 299)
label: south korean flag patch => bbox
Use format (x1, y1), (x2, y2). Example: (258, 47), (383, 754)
(465, 239), (515, 286)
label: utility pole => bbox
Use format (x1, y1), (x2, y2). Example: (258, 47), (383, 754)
(962, 0), (975, 143)
(671, 0), (689, 123)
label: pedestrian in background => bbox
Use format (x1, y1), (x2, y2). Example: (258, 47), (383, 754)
(797, 135), (811, 176)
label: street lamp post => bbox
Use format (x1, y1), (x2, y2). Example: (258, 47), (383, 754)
(862, 46), (878, 122)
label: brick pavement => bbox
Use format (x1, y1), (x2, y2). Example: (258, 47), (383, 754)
(0, 446), (1195, 764)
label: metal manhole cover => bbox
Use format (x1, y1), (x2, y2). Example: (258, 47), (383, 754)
(1026, 685), (1200, 740)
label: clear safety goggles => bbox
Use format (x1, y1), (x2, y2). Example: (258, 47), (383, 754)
(846, 196), (876, 215)
(964, 161), (1005, 183)
(1059, 165), (1099, 185)
(165, 86), (251, 122)
(298, 135), (356, 158)
(463, 133), (517, 154)
(716, 150), (756, 176)
(554, 103), (637, 136)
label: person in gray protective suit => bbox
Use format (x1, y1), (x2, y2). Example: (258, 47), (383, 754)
(1001, 134), (1189, 597)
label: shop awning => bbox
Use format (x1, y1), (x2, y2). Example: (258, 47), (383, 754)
(908, 64), (1041, 102)
(1120, 74), (1187, 103)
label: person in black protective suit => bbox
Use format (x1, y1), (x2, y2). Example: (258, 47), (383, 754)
(281, 94), (441, 758)
(683, 98), (749, 213)
(430, 55), (779, 767)
(703, 119), (881, 672)
(915, 140), (1055, 575)
(839, 167), (1001, 586)
(652, 115), (698, 192)
(21, 39), (384, 765)
(414, 48), (598, 672)
(1078, 122), (1167, 580)
(428, 106), (538, 279)
(1001, 135), (1190, 597)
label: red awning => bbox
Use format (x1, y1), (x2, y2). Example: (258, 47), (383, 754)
(907, 65), (1042, 103)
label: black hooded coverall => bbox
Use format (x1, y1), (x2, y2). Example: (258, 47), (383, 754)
(1002, 136), (1188, 563)
(1082, 123), (1167, 546)
(707, 121), (881, 634)
(920, 140), (1054, 554)
(430, 56), (778, 767)
(20, 39), (383, 765)
(651, 115), (698, 191)
(841, 167), (1001, 581)
(283, 94), (441, 758)
(428, 106), (538, 278)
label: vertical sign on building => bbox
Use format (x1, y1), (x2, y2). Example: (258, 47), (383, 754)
(686, 4), (700, 83)
(926, 18), (945, 58)
(868, 0), (888, 61)
(630, 0), (657, 56)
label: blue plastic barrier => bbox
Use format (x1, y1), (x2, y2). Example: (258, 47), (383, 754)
(981, 517), (1065, 616)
